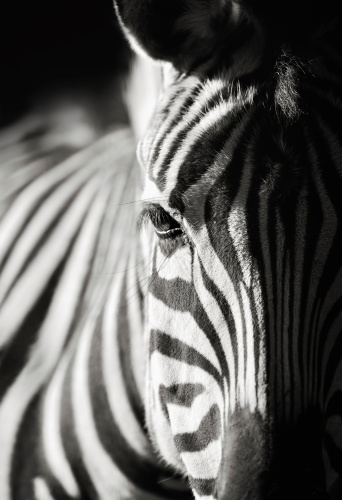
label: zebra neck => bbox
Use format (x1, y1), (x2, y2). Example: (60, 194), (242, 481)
(0, 128), (177, 499)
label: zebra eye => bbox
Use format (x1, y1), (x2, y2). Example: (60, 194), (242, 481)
(138, 204), (183, 240)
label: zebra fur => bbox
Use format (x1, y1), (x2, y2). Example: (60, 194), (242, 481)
(0, 121), (191, 499)
(115, 1), (342, 499)
(1, 0), (342, 499)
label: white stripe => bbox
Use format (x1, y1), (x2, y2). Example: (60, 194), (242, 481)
(181, 439), (222, 480)
(102, 250), (153, 459)
(33, 477), (56, 500)
(240, 282), (257, 411)
(42, 350), (80, 498)
(228, 205), (252, 287)
(251, 279), (267, 417)
(149, 353), (222, 396)
(155, 241), (192, 282)
(148, 295), (221, 374)
(125, 55), (162, 140)
(0, 184), (111, 500)
(125, 244), (146, 403)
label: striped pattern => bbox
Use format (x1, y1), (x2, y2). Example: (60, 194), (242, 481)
(137, 40), (342, 499)
(1, 6), (342, 500)
(0, 124), (190, 499)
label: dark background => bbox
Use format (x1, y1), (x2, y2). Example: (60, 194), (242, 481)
(0, 0), (132, 127)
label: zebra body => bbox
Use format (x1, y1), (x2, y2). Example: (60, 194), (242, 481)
(0, 127), (189, 499)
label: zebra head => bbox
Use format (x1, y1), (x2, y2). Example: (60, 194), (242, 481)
(115, 1), (342, 499)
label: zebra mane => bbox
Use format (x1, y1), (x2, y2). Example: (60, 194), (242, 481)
(273, 47), (305, 121)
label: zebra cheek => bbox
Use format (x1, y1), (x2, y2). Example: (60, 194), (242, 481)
(146, 315), (227, 491)
(145, 233), (229, 491)
(147, 354), (225, 497)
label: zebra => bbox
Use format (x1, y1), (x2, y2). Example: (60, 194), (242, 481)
(0, 2), (341, 500)
(113, 0), (342, 499)
(0, 116), (194, 500)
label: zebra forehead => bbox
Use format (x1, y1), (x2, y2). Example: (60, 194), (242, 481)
(138, 78), (258, 212)
(141, 160), (225, 221)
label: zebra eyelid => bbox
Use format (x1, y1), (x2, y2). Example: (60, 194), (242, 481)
(137, 205), (158, 230)
(138, 204), (182, 232)
(155, 227), (183, 236)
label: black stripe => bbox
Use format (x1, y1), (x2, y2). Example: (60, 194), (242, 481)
(148, 83), (202, 170)
(88, 314), (189, 498)
(61, 350), (97, 500)
(117, 270), (146, 427)
(190, 477), (217, 497)
(150, 329), (222, 388)
(11, 390), (81, 500)
(0, 242), (77, 403)
(156, 86), (239, 193)
(306, 117), (342, 399)
(197, 259), (238, 391)
(168, 102), (255, 213)
(159, 383), (205, 410)
(0, 167), (80, 278)
(10, 394), (40, 500)
(150, 248), (230, 388)
(149, 250), (195, 312)
(174, 404), (221, 452)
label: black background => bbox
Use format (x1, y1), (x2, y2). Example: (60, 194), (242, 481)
(0, 0), (132, 126)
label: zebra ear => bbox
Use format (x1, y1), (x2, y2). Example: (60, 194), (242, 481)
(114, 0), (263, 75)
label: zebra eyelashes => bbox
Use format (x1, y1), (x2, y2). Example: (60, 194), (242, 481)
(138, 203), (184, 240)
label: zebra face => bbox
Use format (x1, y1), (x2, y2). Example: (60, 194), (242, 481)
(115, 1), (342, 498)
(137, 69), (342, 499)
